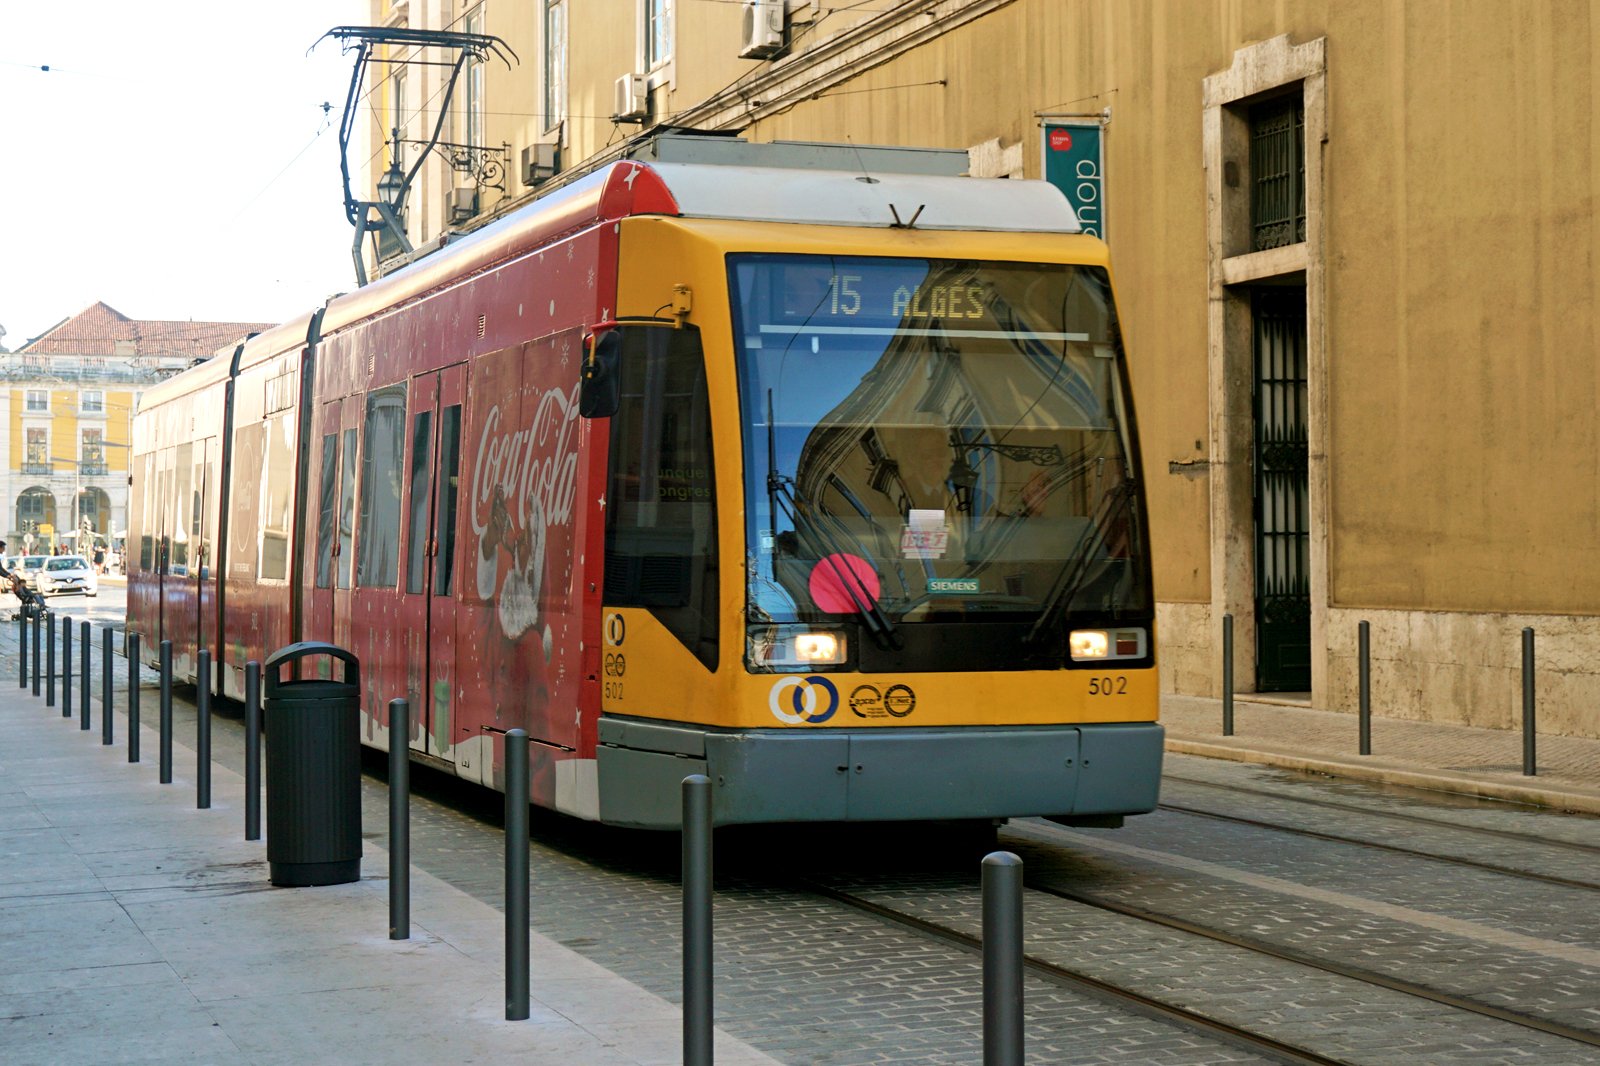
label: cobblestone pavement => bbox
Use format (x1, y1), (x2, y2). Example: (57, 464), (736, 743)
(377, 784), (1277, 1065)
(1161, 755), (1600, 879)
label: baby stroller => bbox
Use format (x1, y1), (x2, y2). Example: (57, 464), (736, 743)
(10, 573), (45, 621)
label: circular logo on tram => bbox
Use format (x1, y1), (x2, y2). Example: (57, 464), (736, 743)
(768, 675), (840, 725)
(883, 684), (917, 718)
(604, 613), (626, 646)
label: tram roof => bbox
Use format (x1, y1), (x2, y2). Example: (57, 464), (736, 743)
(318, 157), (1080, 337)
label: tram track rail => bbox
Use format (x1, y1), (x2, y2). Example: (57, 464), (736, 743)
(1163, 773), (1600, 857)
(1155, 801), (1600, 892)
(801, 879), (1353, 1066)
(1020, 873), (1600, 1054)
(1007, 809), (1600, 1055)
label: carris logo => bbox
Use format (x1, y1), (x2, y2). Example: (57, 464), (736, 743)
(768, 676), (839, 725)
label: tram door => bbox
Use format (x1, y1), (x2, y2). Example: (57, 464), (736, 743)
(400, 365), (465, 757)
(1252, 287), (1311, 691)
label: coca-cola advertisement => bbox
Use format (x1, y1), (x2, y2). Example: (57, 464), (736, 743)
(460, 335), (586, 797)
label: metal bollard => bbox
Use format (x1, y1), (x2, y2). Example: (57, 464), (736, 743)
(197, 649), (211, 809)
(982, 851), (1025, 1066)
(101, 626), (113, 746)
(32, 609), (41, 696)
(17, 612), (25, 689)
(389, 698), (410, 940)
(159, 641), (173, 784)
(80, 621), (91, 731)
(245, 661), (261, 841)
(1358, 620), (1372, 756)
(683, 774), (714, 1066)
(1221, 613), (1234, 736)
(46, 613), (55, 709)
(127, 633), (141, 763)
(1522, 627), (1537, 777)
(62, 616), (72, 719)
(504, 728), (530, 1021)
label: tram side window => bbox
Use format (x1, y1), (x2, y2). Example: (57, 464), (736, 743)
(434, 405), (462, 596)
(338, 427), (357, 589)
(315, 433), (338, 588)
(405, 410), (434, 594)
(228, 426), (262, 579)
(171, 444), (192, 576)
(137, 454), (155, 571)
(259, 414), (295, 582)
(199, 456), (215, 574)
(605, 326), (718, 670)
(357, 385), (407, 588)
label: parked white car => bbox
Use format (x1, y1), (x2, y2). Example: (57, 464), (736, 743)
(36, 555), (98, 597)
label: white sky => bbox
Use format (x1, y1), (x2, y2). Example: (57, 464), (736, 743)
(0, 2), (369, 348)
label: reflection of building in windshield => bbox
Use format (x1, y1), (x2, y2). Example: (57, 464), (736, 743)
(773, 262), (1124, 615)
(737, 254), (1143, 623)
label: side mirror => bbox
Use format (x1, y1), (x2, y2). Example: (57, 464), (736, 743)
(579, 329), (623, 419)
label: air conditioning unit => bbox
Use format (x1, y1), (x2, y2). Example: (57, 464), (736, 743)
(740, 0), (785, 59)
(520, 143), (559, 187)
(613, 73), (647, 122)
(447, 187), (477, 223)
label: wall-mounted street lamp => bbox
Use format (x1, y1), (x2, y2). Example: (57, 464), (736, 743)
(946, 433), (1063, 512)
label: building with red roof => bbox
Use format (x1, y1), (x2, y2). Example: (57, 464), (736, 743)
(2, 303), (270, 556)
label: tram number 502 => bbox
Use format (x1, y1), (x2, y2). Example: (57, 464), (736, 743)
(1087, 676), (1128, 696)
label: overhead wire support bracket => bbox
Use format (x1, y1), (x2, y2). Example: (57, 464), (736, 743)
(314, 25), (518, 285)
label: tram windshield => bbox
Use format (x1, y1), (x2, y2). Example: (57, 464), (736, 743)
(730, 253), (1149, 646)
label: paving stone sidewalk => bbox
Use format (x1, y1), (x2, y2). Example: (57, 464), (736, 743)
(1163, 692), (1600, 815)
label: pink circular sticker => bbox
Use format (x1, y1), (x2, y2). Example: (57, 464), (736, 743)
(808, 554), (880, 615)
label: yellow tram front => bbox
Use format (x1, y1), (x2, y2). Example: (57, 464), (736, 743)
(593, 206), (1161, 828)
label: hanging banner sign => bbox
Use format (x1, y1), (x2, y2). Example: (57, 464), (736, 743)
(1043, 122), (1105, 240)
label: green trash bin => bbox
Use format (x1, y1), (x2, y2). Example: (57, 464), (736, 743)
(264, 642), (362, 887)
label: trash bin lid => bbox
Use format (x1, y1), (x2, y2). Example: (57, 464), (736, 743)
(265, 641), (359, 697)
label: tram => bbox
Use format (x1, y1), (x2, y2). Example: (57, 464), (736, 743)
(128, 133), (1162, 828)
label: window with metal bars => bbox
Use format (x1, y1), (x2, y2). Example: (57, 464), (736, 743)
(1249, 96), (1305, 250)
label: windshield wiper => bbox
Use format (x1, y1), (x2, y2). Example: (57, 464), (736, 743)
(1025, 480), (1136, 644)
(766, 389), (900, 650)
(768, 473), (901, 650)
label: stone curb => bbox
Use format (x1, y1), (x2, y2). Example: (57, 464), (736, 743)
(1165, 737), (1600, 816)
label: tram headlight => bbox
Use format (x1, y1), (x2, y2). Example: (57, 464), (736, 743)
(1069, 628), (1146, 661)
(1069, 630), (1109, 659)
(749, 625), (848, 669)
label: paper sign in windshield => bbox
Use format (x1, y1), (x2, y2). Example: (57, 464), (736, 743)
(902, 509), (949, 560)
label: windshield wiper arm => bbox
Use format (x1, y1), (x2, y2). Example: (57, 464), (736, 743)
(1025, 481), (1136, 644)
(768, 473), (900, 650)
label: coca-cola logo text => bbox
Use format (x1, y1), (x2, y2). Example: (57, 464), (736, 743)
(469, 384), (580, 540)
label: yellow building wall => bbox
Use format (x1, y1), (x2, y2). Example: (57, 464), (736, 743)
(8, 392), (22, 467)
(1320, 2), (1598, 615)
(107, 392), (134, 472)
(50, 391), (77, 477)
